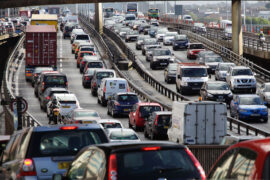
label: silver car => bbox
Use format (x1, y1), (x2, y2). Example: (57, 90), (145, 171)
(107, 128), (141, 143)
(215, 62), (236, 81)
(257, 83), (270, 105)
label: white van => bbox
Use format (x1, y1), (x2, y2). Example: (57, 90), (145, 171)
(97, 78), (130, 106)
(168, 101), (227, 145)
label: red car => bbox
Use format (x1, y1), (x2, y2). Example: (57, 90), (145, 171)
(129, 102), (162, 130)
(207, 137), (270, 179)
(187, 43), (205, 59)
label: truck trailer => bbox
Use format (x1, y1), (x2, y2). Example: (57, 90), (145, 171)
(25, 25), (57, 81)
(31, 14), (58, 32)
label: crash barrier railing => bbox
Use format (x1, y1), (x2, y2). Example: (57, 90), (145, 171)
(161, 19), (270, 52)
(1, 34), (41, 134)
(80, 15), (270, 137)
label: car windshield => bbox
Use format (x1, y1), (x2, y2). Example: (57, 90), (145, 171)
(153, 50), (171, 56)
(205, 56), (223, 63)
(239, 97), (263, 105)
(96, 72), (114, 79)
(182, 68), (207, 77)
(101, 122), (122, 129)
(144, 39), (157, 45)
(190, 44), (204, 49)
(117, 95), (138, 102)
(87, 62), (103, 68)
(175, 35), (187, 41)
(27, 130), (107, 157)
(165, 32), (177, 36)
(157, 115), (171, 125)
(76, 35), (89, 40)
(157, 29), (168, 34)
(110, 131), (138, 140)
(207, 83), (229, 90)
(219, 64), (235, 71)
(139, 106), (161, 117)
(44, 76), (66, 85)
(232, 69), (253, 76)
(116, 149), (200, 179)
(75, 111), (99, 117)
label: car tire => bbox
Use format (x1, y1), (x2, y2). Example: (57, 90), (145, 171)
(128, 119), (132, 128)
(151, 132), (156, 140)
(107, 108), (110, 115)
(144, 127), (149, 138)
(111, 110), (117, 118)
(263, 118), (268, 123)
(97, 98), (101, 104)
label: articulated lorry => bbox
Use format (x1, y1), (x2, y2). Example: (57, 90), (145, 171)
(25, 25), (57, 81)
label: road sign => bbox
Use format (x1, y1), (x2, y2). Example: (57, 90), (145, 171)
(175, 5), (183, 16)
(10, 98), (28, 113)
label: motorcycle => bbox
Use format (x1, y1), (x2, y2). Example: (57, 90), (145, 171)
(49, 106), (60, 124)
(259, 36), (265, 46)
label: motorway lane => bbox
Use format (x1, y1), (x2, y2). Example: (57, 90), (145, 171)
(17, 30), (148, 140)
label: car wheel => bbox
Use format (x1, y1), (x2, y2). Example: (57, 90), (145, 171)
(151, 132), (156, 140)
(107, 108), (110, 115)
(144, 127), (149, 138)
(128, 119), (132, 128)
(263, 118), (268, 123)
(97, 98), (101, 104)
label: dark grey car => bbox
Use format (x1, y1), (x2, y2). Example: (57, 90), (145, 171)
(164, 63), (178, 83)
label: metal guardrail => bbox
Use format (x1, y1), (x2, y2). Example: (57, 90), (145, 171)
(80, 15), (270, 137)
(161, 19), (270, 52)
(1, 34), (41, 133)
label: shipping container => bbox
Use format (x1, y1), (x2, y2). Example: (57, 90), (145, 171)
(25, 25), (57, 80)
(31, 14), (58, 32)
(168, 101), (227, 145)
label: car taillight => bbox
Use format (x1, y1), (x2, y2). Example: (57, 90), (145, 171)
(41, 82), (45, 91)
(66, 82), (68, 87)
(17, 158), (37, 178)
(75, 120), (82, 124)
(108, 154), (117, 180)
(60, 126), (78, 130)
(46, 96), (50, 100)
(141, 146), (161, 151)
(85, 76), (90, 80)
(154, 116), (158, 126)
(103, 86), (106, 93)
(114, 101), (120, 106)
(185, 148), (206, 180)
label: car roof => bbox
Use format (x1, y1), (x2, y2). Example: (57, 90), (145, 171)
(98, 119), (122, 123)
(83, 56), (99, 60)
(153, 111), (172, 115)
(137, 102), (161, 106)
(46, 87), (68, 91)
(232, 66), (250, 70)
(31, 124), (103, 132)
(73, 108), (97, 112)
(103, 77), (126, 81)
(95, 69), (115, 73)
(107, 128), (135, 133)
(237, 94), (259, 98)
(152, 48), (170, 51)
(43, 72), (66, 76)
(54, 93), (77, 100)
(115, 92), (137, 96)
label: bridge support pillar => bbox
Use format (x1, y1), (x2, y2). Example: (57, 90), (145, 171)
(232, 0), (243, 56)
(95, 3), (103, 34)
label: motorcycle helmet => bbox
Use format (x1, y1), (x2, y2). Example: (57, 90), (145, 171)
(52, 99), (57, 105)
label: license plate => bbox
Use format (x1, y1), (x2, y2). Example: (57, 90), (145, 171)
(62, 106), (70, 108)
(217, 99), (224, 102)
(160, 63), (167, 65)
(124, 109), (129, 112)
(58, 162), (71, 169)
(164, 126), (169, 129)
(251, 114), (260, 117)
(83, 121), (93, 124)
(26, 73), (32, 76)
(192, 88), (200, 90)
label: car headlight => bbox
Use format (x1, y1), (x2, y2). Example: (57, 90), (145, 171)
(262, 108), (268, 112)
(181, 81), (188, 86)
(170, 58), (175, 62)
(207, 93), (213, 98)
(250, 79), (256, 83)
(239, 109), (248, 113)
(153, 58), (158, 62)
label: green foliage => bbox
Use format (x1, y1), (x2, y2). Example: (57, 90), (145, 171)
(244, 16), (270, 25)
(189, 12), (198, 21)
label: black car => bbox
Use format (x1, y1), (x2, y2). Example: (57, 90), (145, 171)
(200, 81), (233, 104)
(31, 67), (54, 87)
(39, 87), (69, 111)
(54, 141), (205, 180)
(164, 63), (178, 83)
(63, 23), (75, 39)
(82, 68), (97, 88)
(144, 111), (172, 140)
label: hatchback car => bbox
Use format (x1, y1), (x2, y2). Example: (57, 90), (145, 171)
(56, 141), (205, 180)
(0, 124), (108, 179)
(98, 119), (124, 129)
(257, 82), (270, 105)
(107, 92), (139, 117)
(31, 67), (54, 86)
(164, 63), (178, 83)
(107, 128), (141, 143)
(208, 137), (270, 179)
(172, 34), (189, 50)
(129, 102), (163, 130)
(230, 94), (268, 122)
(82, 68), (98, 88)
(200, 81), (233, 104)
(76, 51), (96, 68)
(144, 111), (172, 140)
(63, 108), (101, 124)
(215, 62), (236, 81)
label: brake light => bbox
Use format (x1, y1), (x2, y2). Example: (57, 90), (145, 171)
(46, 96), (50, 100)
(154, 116), (158, 126)
(17, 158), (37, 178)
(141, 146), (161, 151)
(60, 126), (78, 130)
(41, 82), (45, 91)
(127, 85), (130, 92)
(185, 148), (206, 180)
(108, 154), (117, 180)
(103, 86), (106, 93)
(75, 120), (82, 124)
(114, 101), (120, 106)
(85, 76), (90, 80)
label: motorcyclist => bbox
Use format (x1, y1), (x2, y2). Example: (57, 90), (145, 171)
(258, 31), (264, 39)
(49, 99), (58, 124)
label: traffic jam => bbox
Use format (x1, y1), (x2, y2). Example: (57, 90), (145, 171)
(1, 5), (270, 180)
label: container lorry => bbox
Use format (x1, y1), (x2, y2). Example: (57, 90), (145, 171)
(168, 101), (227, 145)
(25, 25), (57, 81)
(31, 14), (58, 32)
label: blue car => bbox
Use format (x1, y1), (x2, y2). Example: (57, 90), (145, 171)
(172, 34), (189, 50)
(230, 94), (268, 122)
(107, 92), (139, 117)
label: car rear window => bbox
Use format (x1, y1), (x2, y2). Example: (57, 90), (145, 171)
(116, 149), (200, 179)
(75, 111), (99, 118)
(157, 115), (171, 125)
(59, 100), (76, 104)
(139, 106), (161, 116)
(117, 95), (138, 102)
(101, 123), (122, 129)
(96, 72), (114, 79)
(119, 83), (126, 89)
(80, 52), (94, 57)
(44, 76), (67, 85)
(76, 35), (89, 40)
(81, 47), (95, 52)
(87, 62), (103, 68)
(27, 130), (108, 157)
(49, 91), (68, 97)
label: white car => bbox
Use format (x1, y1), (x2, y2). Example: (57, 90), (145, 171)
(155, 28), (168, 42)
(163, 32), (178, 45)
(257, 83), (270, 105)
(98, 119), (124, 129)
(215, 62), (236, 81)
(107, 128), (141, 143)
(226, 66), (256, 93)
